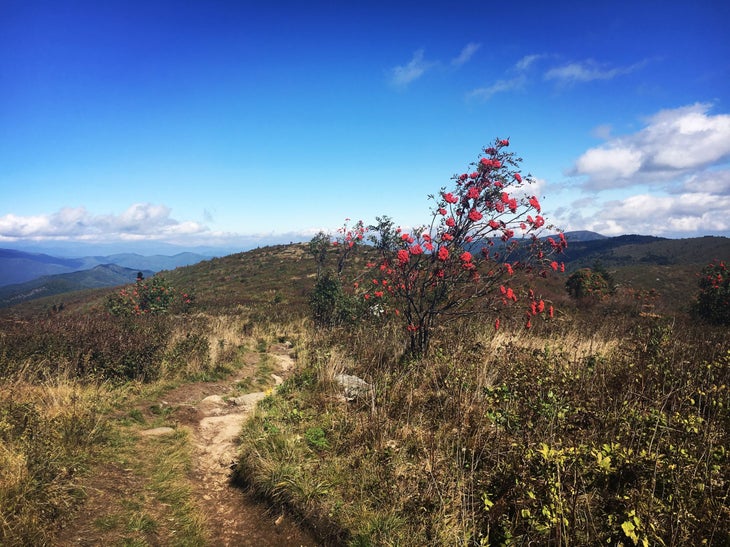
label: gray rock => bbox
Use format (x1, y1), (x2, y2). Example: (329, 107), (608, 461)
(334, 373), (371, 401)
(229, 392), (266, 410)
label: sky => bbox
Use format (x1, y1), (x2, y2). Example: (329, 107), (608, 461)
(1, 0), (730, 255)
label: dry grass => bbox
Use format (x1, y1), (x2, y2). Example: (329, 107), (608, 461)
(237, 311), (730, 546)
(0, 375), (112, 545)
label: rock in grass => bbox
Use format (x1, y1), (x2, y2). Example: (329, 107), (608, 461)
(334, 373), (371, 401)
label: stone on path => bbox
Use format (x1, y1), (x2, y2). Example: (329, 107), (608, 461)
(139, 426), (175, 437)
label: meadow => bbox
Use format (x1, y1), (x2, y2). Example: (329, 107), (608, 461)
(0, 242), (728, 546)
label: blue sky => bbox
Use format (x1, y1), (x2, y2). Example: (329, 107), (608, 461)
(1, 0), (729, 253)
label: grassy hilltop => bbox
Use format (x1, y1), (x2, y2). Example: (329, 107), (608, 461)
(0, 240), (728, 545)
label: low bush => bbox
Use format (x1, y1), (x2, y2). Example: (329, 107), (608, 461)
(693, 260), (730, 325)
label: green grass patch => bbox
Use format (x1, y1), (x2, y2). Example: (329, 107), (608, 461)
(86, 423), (208, 546)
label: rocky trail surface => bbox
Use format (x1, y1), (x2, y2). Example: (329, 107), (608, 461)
(55, 344), (318, 546)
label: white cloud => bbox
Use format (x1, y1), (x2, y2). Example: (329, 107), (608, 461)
(115, 203), (172, 231)
(572, 103), (730, 189)
(0, 213), (52, 237)
(678, 169), (730, 195)
(515, 54), (545, 71)
(638, 104), (730, 170)
(573, 146), (644, 180)
(544, 59), (646, 85)
(468, 54), (646, 100)
(389, 49), (431, 88)
(577, 190), (730, 236)
(468, 53), (541, 101)
(451, 42), (481, 67)
(510, 176), (547, 201)
(468, 75), (527, 100)
(0, 203), (208, 242)
(389, 43), (480, 89)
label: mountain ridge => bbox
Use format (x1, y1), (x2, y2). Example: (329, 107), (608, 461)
(1, 233), (727, 311)
(0, 249), (209, 287)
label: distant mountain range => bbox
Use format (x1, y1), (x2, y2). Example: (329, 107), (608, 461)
(0, 264), (155, 308)
(0, 248), (210, 287)
(559, 234), (730, 270)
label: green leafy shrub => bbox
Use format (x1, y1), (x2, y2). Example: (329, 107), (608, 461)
(106, 275), (193, 317)
(565, 268), (611, 301)
(309, 271), (359, 326)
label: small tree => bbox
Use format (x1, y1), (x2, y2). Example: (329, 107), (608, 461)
(333, 219), (365, 275)
(308, 220), (367, 325)
(354, 138), (566, 355)
(368, 215), (402, 252)
(693, 260), (730, 325)
(592, 261), (616, 294)
(308, 231), (331, 279)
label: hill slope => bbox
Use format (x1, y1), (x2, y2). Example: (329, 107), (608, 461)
(1, 235), (727, 315)
(561, 235), (729, 270)
(0, 264), (154, 308)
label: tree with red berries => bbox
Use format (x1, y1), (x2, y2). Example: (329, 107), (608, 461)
(359, 138), (566, 355)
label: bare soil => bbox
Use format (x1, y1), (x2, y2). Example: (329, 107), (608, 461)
(55, 345), (319, 546)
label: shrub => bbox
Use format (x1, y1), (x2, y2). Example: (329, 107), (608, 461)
(565, 268), (611, 302)
(304, 426), (329, 450)
(309, 271), (359, 327)
(693, 259), (730, 325)
(0, 382), (109, 545)
(106, 275), (193, 317)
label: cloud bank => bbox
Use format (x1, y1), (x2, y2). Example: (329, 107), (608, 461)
(0, 203), (207, 242)
(0, 203), (323, 252)
(571, 103), (730, 188)
(563, 104), (730, 236)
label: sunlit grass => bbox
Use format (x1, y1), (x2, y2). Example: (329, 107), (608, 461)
(237, 311), (730, 545)
(0, 376), (112, 545)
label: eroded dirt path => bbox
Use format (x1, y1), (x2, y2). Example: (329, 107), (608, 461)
(56, 344), (318, 546)
(175, 344), (315, 546)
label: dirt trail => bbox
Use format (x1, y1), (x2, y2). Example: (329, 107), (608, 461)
(180, 345), (316, 546)
(57, 345), (318, 546)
